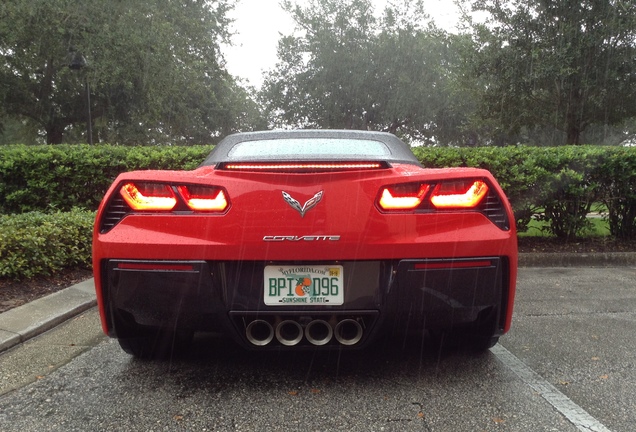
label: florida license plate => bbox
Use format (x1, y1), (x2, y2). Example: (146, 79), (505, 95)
(264, 265), (344, 306)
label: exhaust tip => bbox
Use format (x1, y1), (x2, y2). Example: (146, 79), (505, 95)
(246, 320), (274, 346)
(334, 319), (363, 346)
(275, 320), (304, 346)
(305, 319), (333, 346)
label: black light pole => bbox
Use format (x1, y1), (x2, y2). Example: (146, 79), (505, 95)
(85, 77), (93, 145)
(68, 50), (93, 145)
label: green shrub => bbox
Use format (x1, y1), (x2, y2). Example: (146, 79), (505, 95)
(594, 148), (636, 240)
(0, 209), (95, 279)
(413, 145), (635, 238)
(3, 143), (636, 242)
(0, 144), (214, 214)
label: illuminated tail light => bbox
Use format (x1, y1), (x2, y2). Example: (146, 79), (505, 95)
(375, 179), (508, 230)
(103, 182), (230, 232)
(378, 184), (429, 210)
(177, 186), (229, 212)
(430, 180), (489, 209)
(120, 183), (177, 211)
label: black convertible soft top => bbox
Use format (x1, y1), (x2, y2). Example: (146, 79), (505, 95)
(200, 130), (421, 166)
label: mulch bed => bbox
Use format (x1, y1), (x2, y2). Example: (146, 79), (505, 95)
(517, 237), (636, 254)
(1, 237), (635, 315)
(0, 268), (93, 314)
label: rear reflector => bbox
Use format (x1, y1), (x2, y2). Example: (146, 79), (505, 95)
(117, 262), (195, 271)
(414, 260), (492, 270)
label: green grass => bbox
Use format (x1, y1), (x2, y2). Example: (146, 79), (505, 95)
(518, 216), (610, 238)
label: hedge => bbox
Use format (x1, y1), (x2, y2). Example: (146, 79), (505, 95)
(412, 145), (636, 240)
(1, 143), (636, 240)
(0, 144), (214, 214)
(0, 209), (95, 279)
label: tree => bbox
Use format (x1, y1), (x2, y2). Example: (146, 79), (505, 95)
(467, 0), (636, 145)
(0, 0), (262, 144)
(260, 0), (466, 144)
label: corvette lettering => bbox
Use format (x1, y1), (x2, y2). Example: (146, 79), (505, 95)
(263, 235), (341, 242)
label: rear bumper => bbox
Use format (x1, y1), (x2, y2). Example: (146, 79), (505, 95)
(99, 256), (512, 349)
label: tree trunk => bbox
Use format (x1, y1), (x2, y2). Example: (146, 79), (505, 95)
(565, 123), (581, 145)
(46, 123), (65, 144)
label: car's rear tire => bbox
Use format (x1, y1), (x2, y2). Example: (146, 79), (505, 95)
(112, 312), (193, 359)
(117, 329), (193, 359)
(432, 307), (501, 353)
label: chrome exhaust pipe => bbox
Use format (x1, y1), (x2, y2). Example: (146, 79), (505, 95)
(305, 319), (333, 346)
(275, 320), (303, 346)
(246, 320), (274, 346)
(334, 319), (363, 346)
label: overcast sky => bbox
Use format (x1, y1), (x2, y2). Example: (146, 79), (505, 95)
(223, 0), (461, 87)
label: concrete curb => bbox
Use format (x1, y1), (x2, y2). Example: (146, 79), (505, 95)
(0, 279), (96, 353)
(1, 252), (635, 354)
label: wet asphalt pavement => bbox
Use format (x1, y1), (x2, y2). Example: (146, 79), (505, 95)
(0, 266), (634, 431)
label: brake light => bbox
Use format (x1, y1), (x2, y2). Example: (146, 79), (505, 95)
(177, 186), (229, 212)
(222, 162), (384, 172)
(120, 183), (177, 211)
(378, 184), (429, 210)
(430, 180), (489, 208)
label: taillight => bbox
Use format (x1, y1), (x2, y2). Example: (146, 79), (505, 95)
(118, 182), (230, 213)
(120, 183), (177, 211)
(378, 184), (429, 210)
(430, 180), (489, 209)
(375, 178), (508, 229)
(377, 179), (490, 211)
(177, 185), (228, 212)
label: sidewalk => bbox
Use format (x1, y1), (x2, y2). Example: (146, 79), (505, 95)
(0, 278), (96, 353)
(1, 252), (635, 354)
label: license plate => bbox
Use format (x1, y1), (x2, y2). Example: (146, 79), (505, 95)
(264, 265), (344, 306)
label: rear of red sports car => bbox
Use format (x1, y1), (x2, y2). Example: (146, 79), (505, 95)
(92, 130), (517, 358)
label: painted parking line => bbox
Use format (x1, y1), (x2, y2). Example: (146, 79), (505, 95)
(491, 344), (612, 432)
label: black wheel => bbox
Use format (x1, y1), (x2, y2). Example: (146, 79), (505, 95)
(117, 329), (193, 359)
(467, 306), (501, 352)
(432, 307), (501, 353)
(469, 334), (499, 351)
(112, 312), (193, 359)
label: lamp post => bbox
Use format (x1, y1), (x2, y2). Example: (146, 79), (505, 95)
(68, 50), (93, 145)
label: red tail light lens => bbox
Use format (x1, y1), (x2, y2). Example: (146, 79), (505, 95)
(378, 184), (429, 210)
(177, 186), (229, 212)
(430, 180), (489, 208)
(120, 183), (177, 211)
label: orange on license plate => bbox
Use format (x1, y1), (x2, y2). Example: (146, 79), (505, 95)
(264, 265), (344, 306)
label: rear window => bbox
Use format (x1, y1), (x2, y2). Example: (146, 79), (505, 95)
(227, 138), (391, 159)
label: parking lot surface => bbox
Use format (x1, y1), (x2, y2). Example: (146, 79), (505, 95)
(0, 267), (634, 431)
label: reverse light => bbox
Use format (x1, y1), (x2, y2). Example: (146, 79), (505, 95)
(177, 186), (229, 212)
(378, 184), (429, 210)
(120, 183), (177, 211)
(430, 180), (489, 209)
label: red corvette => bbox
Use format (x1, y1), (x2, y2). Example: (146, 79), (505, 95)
(92, 130), (517, 358)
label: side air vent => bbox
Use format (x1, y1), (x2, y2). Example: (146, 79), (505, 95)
(479, 191), (509, 230)
(100, 195), (131, 233)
